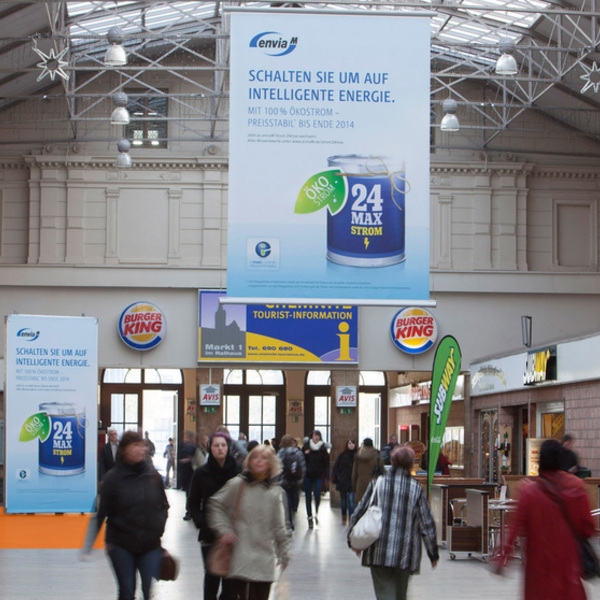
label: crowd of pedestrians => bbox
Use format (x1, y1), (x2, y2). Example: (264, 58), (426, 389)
(87, 427), (597, 600)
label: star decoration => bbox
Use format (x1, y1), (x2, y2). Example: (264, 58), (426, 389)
(580, 61), (600, 94)
(32, 44), (69, 82)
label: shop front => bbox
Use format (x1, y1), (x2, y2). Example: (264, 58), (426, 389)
(470, 332), (600, 482)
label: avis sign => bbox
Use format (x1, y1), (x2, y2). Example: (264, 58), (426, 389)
(200, 384), (221, 406)
(336, 385), (357, 408)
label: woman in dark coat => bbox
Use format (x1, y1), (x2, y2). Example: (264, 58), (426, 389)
(187, 432), (240, 600)
(302, 429), (329, 528)
(332, 439), (357, 525)
(352, 437), (385, 504)
(83, 430), (169, 600)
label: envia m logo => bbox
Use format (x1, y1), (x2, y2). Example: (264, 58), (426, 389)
(249, 31), (298, 56)
(17, 328), (40, 342)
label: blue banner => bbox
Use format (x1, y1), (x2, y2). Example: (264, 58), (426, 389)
(199, 291), (358, 363)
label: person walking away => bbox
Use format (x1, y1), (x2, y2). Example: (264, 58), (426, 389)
(352, 438), (385, 504)
(332, 439), (357, 525)
(496, 438), (595, 600)
(560, 433), (580, 475)
(348, 445), (438, 600)
(99, 429), (119, 483)
(163, 437), (175, 488)
(144, 431), (155, 459)
(180, 430), (197, 520)
(187, 432), (240, 600)
(82, 430), (168, 600)
(208, 444), (290, 600)
(302, 430), (329, 528)
(277, 434), (306, 530)
(381, 434), (398, 466)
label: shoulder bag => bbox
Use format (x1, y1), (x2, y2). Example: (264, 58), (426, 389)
(159, 547), (179, 581)
(349, 477), (383, 551)
(207, 479), (246, 577)
(538, 477), (600, 580)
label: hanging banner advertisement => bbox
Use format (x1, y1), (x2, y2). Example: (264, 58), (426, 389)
(226, 9), (431, 304)
(427, 335), (462, 495)
(5, 315), (98, 513)
(198, 291), (357, 363)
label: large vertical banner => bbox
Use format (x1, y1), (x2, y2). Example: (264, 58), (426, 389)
(5, 315), (98, 513)
(428, 335), (462, 495)
(227, 9), (431, 303)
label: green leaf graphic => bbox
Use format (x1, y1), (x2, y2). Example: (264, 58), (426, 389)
(295, 169), (347, 215)
(19, 412), (51, 443)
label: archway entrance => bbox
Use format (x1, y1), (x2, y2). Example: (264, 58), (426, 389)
(100, 368), (183, 479)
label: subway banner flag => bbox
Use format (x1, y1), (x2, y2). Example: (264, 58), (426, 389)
(198, 291), (358, 363)
(428, 335), (462, 495)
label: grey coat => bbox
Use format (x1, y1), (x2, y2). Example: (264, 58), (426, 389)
(208, 473), (290, 582)
(348, 468), (438, 574)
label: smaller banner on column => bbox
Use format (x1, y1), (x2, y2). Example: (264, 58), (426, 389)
(5, 315), (98, 513)
(427, 335), (462, 495)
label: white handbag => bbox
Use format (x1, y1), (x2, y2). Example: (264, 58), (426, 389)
(349, 477), (383, 551)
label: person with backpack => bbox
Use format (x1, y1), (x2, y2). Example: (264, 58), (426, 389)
(332, 439), (357, 525)
(277, 434), (306, 531)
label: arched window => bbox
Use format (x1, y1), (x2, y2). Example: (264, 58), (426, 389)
(102, 368), (182, 385)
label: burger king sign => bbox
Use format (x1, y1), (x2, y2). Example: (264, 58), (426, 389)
(118, 301), (166, 351)
(390, 307), (438, 355)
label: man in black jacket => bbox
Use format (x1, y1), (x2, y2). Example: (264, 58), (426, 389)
(99, 429), (119, 482)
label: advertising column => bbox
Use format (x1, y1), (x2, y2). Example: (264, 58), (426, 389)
(227, 9), (431, 303)
(5, 315), (98, 513)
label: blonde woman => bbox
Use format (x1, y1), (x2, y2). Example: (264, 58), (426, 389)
(208, 444), (290, 600)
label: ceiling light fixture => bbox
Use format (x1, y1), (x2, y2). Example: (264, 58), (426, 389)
(104, 27), (127, 67)
(495, 38), (518, 76)
(111, 92), (130, 125)
(440, 99), (459, 132)
(116, 139), (132, 168)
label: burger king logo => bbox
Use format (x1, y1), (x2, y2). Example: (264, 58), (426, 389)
(390, 307), (437, 355)
(118, 302), (166, 351)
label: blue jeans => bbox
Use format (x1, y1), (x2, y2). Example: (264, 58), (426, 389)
(284, 485), (300, 529)
(340, 491), (355, 517)
(304, 477), (322, 518)
(107, 544), (163, 600)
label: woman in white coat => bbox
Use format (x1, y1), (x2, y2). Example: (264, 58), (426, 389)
(208, 444), (290, 600)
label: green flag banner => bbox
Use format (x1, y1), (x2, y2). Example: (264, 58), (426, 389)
(428, 335), (462, 496)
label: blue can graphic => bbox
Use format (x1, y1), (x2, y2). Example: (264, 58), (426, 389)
(327, 155), (406, 267)
(39, 402), (86, 476)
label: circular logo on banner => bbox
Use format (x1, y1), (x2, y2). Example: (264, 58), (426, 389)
(118, 302), (166, 351)
(390, 307), (438, 355)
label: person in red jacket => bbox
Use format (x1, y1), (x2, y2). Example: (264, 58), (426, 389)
(496, 438), (595, 599)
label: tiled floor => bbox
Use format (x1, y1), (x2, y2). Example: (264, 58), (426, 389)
(1, 488), (599, 599)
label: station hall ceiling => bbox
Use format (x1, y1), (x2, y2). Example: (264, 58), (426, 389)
(1, 0), (600, 150)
